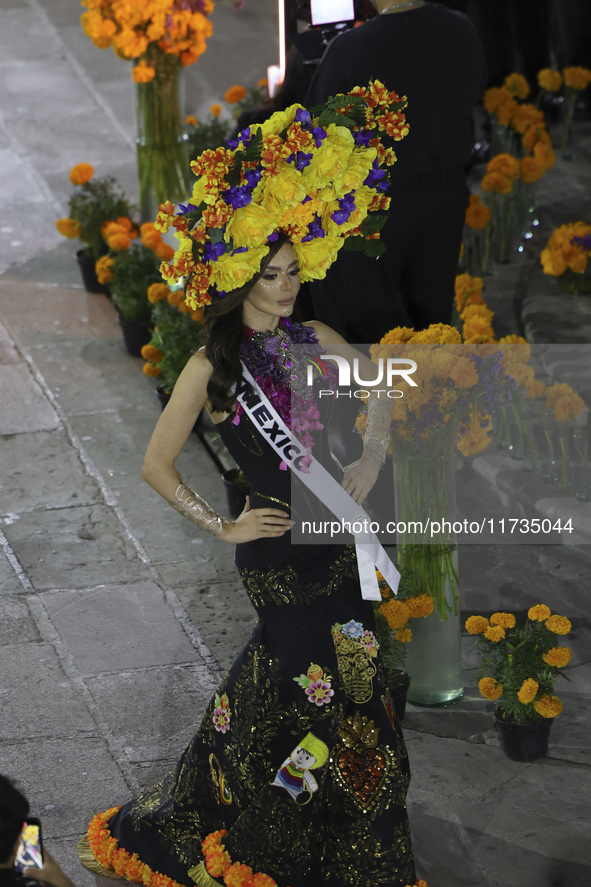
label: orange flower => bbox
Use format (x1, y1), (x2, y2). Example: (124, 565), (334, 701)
(519, 155), (545, 184)
(141, 222), (163, 250)
(537, 68), (562, 92)
(107, 232), (131, 251)
(517, 678), (538, 704)
(141, 345), (163, 362)
(542, 646), (572, 668)
(132, 60), (156, 83)
(95, 255), (115, 285)
(528, 604), (551, 622)
(563, 66), (591, 92)
(504, 72), (530, 100)
(533, 694), (563, 718)
(56, 217), (82, 239)
(395, 628), (412, 643)
(495, 98), (519, 127)
(143, 363), (161, 377)
(405, 594), (434, 618)
(147, 283), (170, 303)
(210, 103), (222, 118)
(191, 308), (205, 323)
(545, 615), (571, 635)
(481, 171), (512, 195)
(224, 84), (247, 104)
(465, 195), (491, 230)
(379, 599), (410, 630)
(69, 162), (94, 185)
(257, 77), (268, 90)
(490, 612), (516, 629)
(185, 114), (198, 126)
(487, 153), (519, 181)
(483, 86), (512, 114)
(479, 677), (503, 700)
(483, 625), (505, 642)
(155, 242), (175, 262)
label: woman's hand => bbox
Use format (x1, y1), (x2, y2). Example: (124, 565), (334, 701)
(341, 455), (380, 504)
(218, 497), (294, 544)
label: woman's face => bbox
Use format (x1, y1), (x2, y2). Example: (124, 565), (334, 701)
(243, 242), (300, 328)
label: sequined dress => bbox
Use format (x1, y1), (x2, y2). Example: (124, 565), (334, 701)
(79, 322), (416, 887)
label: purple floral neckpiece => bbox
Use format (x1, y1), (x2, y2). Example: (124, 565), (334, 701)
(236, 318), (335, 471)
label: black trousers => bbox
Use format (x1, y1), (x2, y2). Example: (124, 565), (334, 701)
(309, 166), (469, 345)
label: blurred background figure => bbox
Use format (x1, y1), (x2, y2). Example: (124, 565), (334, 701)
(303, 0), (486, 343)
(0, 776), (76, 887)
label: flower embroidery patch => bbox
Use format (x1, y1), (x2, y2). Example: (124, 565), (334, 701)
(212, 692), (231, 733)
(332, 621), (379, 704)
(293, 663), (334, 706)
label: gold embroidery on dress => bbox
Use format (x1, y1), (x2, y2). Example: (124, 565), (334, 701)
(231, 420), (263, 456)
(334, 636), (377, 703)
(256, 493), (290, 510)
(331, 711), (394, 814)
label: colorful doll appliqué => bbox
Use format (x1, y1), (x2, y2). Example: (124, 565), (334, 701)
(271, 732), (329, 803)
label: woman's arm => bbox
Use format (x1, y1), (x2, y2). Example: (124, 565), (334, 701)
(304, 321), (392, 504)
(142, 352), (294, 543)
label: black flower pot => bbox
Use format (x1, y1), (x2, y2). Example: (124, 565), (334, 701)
(222, 469), (250, 519)
(119, 315), (152, 358)
(76, 249), (110, 295)
(495, 712), (552, 762)
(387, 670), (411, 722)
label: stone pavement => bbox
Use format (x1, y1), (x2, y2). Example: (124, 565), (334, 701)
(1, 2), (591, 886)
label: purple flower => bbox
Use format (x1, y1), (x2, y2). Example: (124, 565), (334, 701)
(331, 191), (356, 225)
(295, 108), (312, 126)
(268, 232), (279, 242)
(302, 195), (312, 204)
(364, 159), (388, 191)
(204, 241), (226, 262)
(227, 126), (253, 150)
(231, 246), (248, 256)
(572, 234), (591, 252)
(302, 214), (325, 242)
(287, 151), (313, 171)
(312, 126), (327, 148)
(177, 203), (195, 215)
(305, 679), (334, 706)
(355, 130), (372, 148)
(224, 184), (253, 209)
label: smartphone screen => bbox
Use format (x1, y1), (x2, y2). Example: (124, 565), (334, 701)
(310, 0), (355, 26)
(14, 820), (43, 872)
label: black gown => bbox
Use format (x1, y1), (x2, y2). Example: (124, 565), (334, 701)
(80, 337), (416, 887)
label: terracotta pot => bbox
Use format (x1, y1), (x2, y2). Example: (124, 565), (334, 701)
(222, 468), (250, 519)
(387, 670), (411, 722)
(76, 249), (110, 295)
(118, 315), (152, 358)
(495, 711), (552, 762)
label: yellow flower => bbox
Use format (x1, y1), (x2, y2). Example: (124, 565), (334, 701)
(484, 625), (505, 642)
(465, 615), (489, 635)
(132, 60), (156, 84)
(259, 168), (307, 215)
(56, 217), (82, 239)
(405, 594), (434, 618)
(395, 628), (412, 643)
(563, 66), (591, 92)
(545, 615), (571, 635)
(140, 344), (163, 362)
(210, 244), (270, 293)
(504, 72), (530, 100)
(528, 604), (551, 622)
(69, 162), (94, 185)
(499, 335), (528, 345)
(517, 678), (538, 704)
(185, 114), (198, 126)
(537, 68), (562, 92)
(303, 124), (355, 190)
(294, 235), (343, 283)
(210, 103), (222, 118)
(147, 283), (170, 303)
(542, 647), (572, 668)
(224, 84), (247, 104)
(533, 694), (563, 718)
(226, 203), (282, 249)
(478, 677), (503, 700)
(490, 612), (516, 629)
(95, 255), (114, 285)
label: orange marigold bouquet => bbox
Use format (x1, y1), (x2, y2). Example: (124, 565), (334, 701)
(373, 570), (435, 672)
(540, 221), (591, 294)
(466, 604), (572, 724)
(56, 163), (135, 261)
(103, 226), (170, 323)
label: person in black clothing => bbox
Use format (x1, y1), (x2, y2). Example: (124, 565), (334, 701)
(0, 776), (75, 887)
(306, 0), (486, 343)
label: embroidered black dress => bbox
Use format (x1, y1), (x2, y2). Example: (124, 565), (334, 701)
(80, 327), (416, 887)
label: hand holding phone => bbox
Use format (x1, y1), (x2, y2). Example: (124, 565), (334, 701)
(14, 819), (43, 872)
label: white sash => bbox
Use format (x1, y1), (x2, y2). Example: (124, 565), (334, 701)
(237, 364), (400, 602)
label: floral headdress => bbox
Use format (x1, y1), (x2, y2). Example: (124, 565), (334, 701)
(154, 81), (409, 308)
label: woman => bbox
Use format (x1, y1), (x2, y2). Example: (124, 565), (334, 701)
(79, 85), (419, 887)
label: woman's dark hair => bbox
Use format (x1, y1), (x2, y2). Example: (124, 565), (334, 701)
(204, 234), (290, 413)
(0, 775), (29, 863)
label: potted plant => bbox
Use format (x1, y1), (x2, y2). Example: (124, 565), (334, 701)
(55, 163), (135, 293)
(466, 604), (572, 761)
(373, 570), (435, 721)
(185, 81), (269, 158)
(97, 223), (174, 356)
(141, 283), (207, 397)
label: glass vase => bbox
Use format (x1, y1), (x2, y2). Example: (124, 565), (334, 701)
(573, 424), (590, 501)
(393, 427), (463, 706)
(491, 192), (516, 265)
(536, 406), (559, 483)
(135, 48), (190, 221)
(556, 419), (574, 492)
(560, 91), (576, 161)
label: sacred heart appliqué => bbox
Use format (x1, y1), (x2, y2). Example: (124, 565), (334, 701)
(332, 711), (394, 812)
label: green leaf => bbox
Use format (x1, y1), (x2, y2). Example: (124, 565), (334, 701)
(317, 109), (357, 128)
(240, 128), (263, 162)
(361, 213), (388, 236)
(209, 227), (224, 244)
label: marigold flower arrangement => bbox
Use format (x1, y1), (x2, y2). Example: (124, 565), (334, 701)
(540, 221), (591, 294)
(142, 285), (206, 390)
(103, 227), (168, 323)
(373, 570), (435, 672)
(154, 81), (408, 308)
(56, 163), (135, 262)
(462, 195), (491, 276)
(466, 604), (572, 724)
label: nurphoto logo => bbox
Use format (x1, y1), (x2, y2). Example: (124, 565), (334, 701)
(306, 355), (418, 398)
